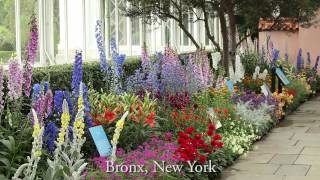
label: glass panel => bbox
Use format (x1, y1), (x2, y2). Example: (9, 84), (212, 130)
(118, 15), (127, 45)
(0, 0), (16, 64)
(53, 0), (60, 60)
(131, 18), (140, 45)
(110, 0), (116, 39)
(118, 0), (127, 45)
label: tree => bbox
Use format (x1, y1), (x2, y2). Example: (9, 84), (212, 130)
(125, 0), (320, 75)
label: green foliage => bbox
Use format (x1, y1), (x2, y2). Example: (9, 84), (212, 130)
(0, 128), (32, 178)
(88, 90), (157, 151)
(32, 57), (141, 92)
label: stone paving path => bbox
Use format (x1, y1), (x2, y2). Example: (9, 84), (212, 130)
(220, 96), (320, 180)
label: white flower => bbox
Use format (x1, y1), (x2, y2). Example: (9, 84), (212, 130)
(253, 66), (260, 80)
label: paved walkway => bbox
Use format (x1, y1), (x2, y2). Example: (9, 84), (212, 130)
(220, 96), (320, 180)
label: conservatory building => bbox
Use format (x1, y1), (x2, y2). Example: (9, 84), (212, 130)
(5, 0), (223, 66)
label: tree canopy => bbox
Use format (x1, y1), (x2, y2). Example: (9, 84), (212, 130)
(125, 0), (320, 75)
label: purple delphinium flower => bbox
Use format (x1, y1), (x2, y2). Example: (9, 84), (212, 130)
(161, 47), (187, 94)
(44, 81), (49, 93)
(285, 52), (289, 62)
(271, 48), (280, 67)
(34, 94), (46, 124)
(82, 84), (92, 127)
(32, 83), (41, 103)
(54, 90), (64, 115)
(8, 59), (23, 101)
(72, 51), (83, 98)
(313, 56), (320, 72)
(44, 121), (58, 154)
(23, 15), (38, 97)
(185, 51), (212, 94)
(0, 66), (4, 110)
(95, 20), (109, 74)
(110, 38), (126, 94)
(44, 89), (53, 119)
(297, 48), (303, 72)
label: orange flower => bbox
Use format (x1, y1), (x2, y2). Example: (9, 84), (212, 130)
(145, 111), (156, 128)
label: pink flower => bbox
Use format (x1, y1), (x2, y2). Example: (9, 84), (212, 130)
(8, 59), (23, 100)
(23, 15), (38, 97)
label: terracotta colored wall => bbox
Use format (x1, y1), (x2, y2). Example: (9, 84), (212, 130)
(259, 31), (299, 66)
(258, 12), (320, 70)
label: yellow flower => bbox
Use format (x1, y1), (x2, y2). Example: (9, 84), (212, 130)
(32, 124), (41, 138)
(72, 82), (85, 142)
(57, 100), (71, 145)
(34, 150), (42, 157)
(110, 111), (129, 161)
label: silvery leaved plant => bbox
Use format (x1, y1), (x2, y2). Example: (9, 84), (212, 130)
(45, 83), (87, 180)
(235, 101), (275, 134)
(13, 109), (44, 180)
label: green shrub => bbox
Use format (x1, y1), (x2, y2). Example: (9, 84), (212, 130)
(32, 57), (141, 92)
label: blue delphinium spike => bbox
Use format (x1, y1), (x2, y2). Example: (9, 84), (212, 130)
(297, 48), (303, 72)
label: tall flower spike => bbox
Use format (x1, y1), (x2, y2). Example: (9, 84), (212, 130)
(110, 38), (126, 94)
(73, 82), (85, 143)
(13, 109), (44, 180)
(8, 58), (23, 100)
(32, 83), (41, 103)
(95, 20), (109, 73)
(23, 15), (39, 97)
(72, 50), (83, 98)
(57, 99), (70, 145)
(297, 48), (303, 72)
(111, 111), (129, 162)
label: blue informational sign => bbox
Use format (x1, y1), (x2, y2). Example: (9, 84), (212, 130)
(89, 125), (112, 157)
(276, 68), (290, 86)
(226, 80), (234, 92)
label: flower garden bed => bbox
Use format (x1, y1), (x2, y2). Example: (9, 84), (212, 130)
(1, 20), (320, 180)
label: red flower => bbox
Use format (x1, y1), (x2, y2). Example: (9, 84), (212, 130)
(194, 134), (202, 139)
(185, 126), (195, 134)
(223, 108), (229, 115)
(207, 130), (213, 136)
(208, 123), (216, 131)
(92, 121), (101, 126)
(145, 111), (156, 128)
(199, 155), (207, 164)
(178, 137), (186, 145)
(213, 134), (222, 140)
(211, 140), (224, 148)
(103, 109), (117, 122)
(178, 132), (189, 139)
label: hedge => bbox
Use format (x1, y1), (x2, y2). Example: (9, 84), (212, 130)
(32, 51), (213, 92)
(32, 56), (142, 92)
